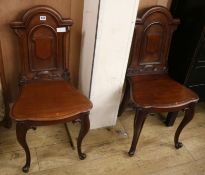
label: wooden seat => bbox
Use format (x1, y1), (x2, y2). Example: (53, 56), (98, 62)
(12, 80), (92, 121)
(118, 6), (199, 156)
(130, 74), (197, 110)
(10, 6), (92, 173)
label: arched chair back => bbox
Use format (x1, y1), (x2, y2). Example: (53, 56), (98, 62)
(127, 6), (179, 76)
(11, 6), (73, 84)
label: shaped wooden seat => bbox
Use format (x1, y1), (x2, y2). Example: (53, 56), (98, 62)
(10, 6), (92, 173)
(130, 74), (197, 111)
(12, 80), (92, 121)
(118, 6), (199, 156)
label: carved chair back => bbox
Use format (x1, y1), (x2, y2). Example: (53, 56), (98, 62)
(10, 6), (73, 85)
(127, 6), (180, 76)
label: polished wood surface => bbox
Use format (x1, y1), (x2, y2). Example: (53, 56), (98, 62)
(12, 80), (92, 121)
(10, 6), (92, 173)
(118, 6), (199, 157)
(130, 74), (198, 111)
(127, 6), (179, 76)
(10, 5), (73, 84)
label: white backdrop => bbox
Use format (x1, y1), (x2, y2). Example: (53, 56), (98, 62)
(79, 0), (140, 129)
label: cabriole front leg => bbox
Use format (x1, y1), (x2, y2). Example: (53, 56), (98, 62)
(174, 103), (196, 149)
(16, 122), (32, 173)
(128, 109), (148, 156)
(77, 113), (90, 160)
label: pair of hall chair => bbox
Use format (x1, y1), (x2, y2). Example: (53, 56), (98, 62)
(8, 5), (198, 173)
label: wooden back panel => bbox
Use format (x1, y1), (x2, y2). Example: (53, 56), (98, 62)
(10, 6), (73, 84)
(127, 6), (180, 76)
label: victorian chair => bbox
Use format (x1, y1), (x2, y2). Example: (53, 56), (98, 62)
(118, 6), (199, 156)
(10, 6), (92, 173)
(0, 41), (12, 128)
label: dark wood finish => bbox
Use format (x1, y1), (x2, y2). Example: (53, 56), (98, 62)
(0, 41), (12, 128)
(165, 111), (178, 126)
(118, 6), (199, 156)
(10, 6), (73, 84)
(77, 113), (90, 160)
(169, 0), (205, 102)
(174, 103), (195, 148)
(127, 6), (179, 76)
(16, 122), (32, 173)
(130, 74), (197, 111)
(64, 123), (75, 150)
(10, 6), (92, 173)
(128, 109), (148, 156)
(118, 79), (131, 117)
(12, 81), (92, 121)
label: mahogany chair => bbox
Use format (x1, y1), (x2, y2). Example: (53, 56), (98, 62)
(118, 6), (199, 156)
(0, 41), (12, 128)
(10, 6), (92, 173)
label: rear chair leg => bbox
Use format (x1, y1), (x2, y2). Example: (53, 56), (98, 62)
(3, 107), (12, 128)
(3, 116), (12, 128)
(16, 122), (32, 173)
(165, 112), (178, 127)
(77, 113), (90, 160)
(118, 79), (130, 117)
(174, 103), (195, 149)
(64, 123), (75, 150)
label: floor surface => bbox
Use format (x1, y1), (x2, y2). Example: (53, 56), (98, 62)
(0, 103), (205, 175)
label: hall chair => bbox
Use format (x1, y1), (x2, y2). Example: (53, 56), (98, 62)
(10, 6), (92, 173)
(0, 41), (12, 128)
(118, 6), (199, 156)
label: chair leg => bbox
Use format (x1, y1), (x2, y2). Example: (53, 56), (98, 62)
(77, 113), (90, 160)
(118, 80), (130, 117)
(16, 122), (31, 173)
(174, 104), (195, 149)
(165, 112), (178, 127)
(64, 123), (75, 150)
(3, 116), (12, 129)
(3, 106), (12, 128)
(128, 109), (148, 156)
